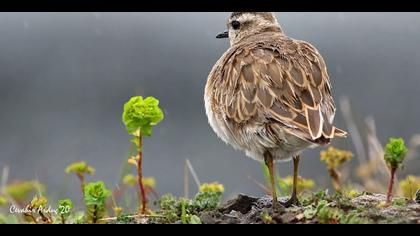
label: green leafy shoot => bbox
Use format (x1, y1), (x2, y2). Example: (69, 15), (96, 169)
(384, 137), (408, 203)
(122, 96), (164, 136)
(65, 161), (95, 197)
(29, 195), (52, 223)
(122, 95), (164, 215)
(384, 137), (408, 168)
(84, 181), (111, 223)
(84, 181), (111, 206)
(57, 199), (73, 223)
(153, 182), (224, 224)
(65, 161), (95, 176)
(30, 195), (48, 209)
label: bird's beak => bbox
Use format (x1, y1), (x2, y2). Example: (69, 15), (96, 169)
(216, 30), (229, 39)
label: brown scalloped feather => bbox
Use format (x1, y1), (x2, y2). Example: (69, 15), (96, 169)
(208, 33), (346, 145)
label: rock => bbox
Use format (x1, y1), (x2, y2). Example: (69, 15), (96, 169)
(274, 212), (296, 224)
(198, 193), (420, 224)
(416, 189), (420, 204)
(199, 211), (219, 224)
(351, 193), (386, 206)
(218, 194), (258, 214)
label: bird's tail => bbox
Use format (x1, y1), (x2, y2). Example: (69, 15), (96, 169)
(333, 127), (348, 138)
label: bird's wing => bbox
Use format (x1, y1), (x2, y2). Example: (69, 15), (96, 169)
(218, 39), (346, 142)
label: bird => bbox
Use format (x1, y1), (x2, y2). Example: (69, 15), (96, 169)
(204, 12), (347, 209)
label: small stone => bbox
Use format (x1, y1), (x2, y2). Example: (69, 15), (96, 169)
(274, 212), (296, 224)
(199, 211), (218, 224)
(295, 213), (305, 221)
(416, 189), (420, 204)
(218, 194), (258, 214)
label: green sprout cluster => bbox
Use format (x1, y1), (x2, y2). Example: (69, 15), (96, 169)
(383, 137), (408, 203)
(30, 195), (48, 209)
(26, 195), (52, 223)
(320, 147), (353, 192)
(65, 161), (95, 176)
(122, 95), (164, 215)
(65, 161), (95, 197)
(302, 192), (369, 224)
(153, 182), (224, 224)
(122, 96), (164, 136)
(384, 138), (408, 169)
(278, 176), (315, 196)
(320, 147), (353, 170)
(191, 183), (224, 213)
(84, 181), (111, 223)
(57, 199), (73, 224)
(199, 182), (225, 193)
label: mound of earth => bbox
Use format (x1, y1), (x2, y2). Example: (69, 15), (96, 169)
(199, 193), (420, 224)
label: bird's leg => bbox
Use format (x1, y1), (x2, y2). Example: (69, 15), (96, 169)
(284, 155), (301, 207)
(264, 152), (282, 210)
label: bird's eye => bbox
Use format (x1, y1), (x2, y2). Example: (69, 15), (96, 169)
(231, 21), (240, 30)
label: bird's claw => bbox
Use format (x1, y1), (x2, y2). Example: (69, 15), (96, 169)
(282, 196), (301, 207)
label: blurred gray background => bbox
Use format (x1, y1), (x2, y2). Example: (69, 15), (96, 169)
(0, 13), (420, 204)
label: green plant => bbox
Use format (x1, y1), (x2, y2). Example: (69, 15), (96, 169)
(261, 211), (274, 224)
(302, 197), (368, 224)
(4, 180), (45, 205)
(154, 194), (178, 223)
(391, 197), (407, 206)
(278, 175), (315, 196)
(113, 207), (123, 217)
(57, 199), (73, 224)
(399, 175), (420, 200)
(339, 212), (369, 224)
(123, 174), (157, 198)
(84, 181), (111, 223)
(190, 182), (224, 213)
(0, 196), (7, 206)
(65, 161), (95, 197)
(320, 147), (353, 192)
(303, 199), (327, 220)
(122, 96), (164, 214)
(27, 195), (52, 223)
(384, 137), (408, 203)
(153, 182), (224, 224)
(122, 174), (137, 187)
(316, 205), (342, 224)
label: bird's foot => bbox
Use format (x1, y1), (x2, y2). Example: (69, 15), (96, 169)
(282, 196), (301, 207)
(272, 199), (285, 212)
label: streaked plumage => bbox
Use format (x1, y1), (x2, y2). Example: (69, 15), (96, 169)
(205, 12), (346, 163)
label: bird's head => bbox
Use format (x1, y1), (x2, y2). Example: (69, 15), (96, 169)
(216, 12), (283, 45)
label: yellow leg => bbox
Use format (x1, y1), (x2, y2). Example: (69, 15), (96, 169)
(264, 152), (281, 210)
(284, 155), (301, 207)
